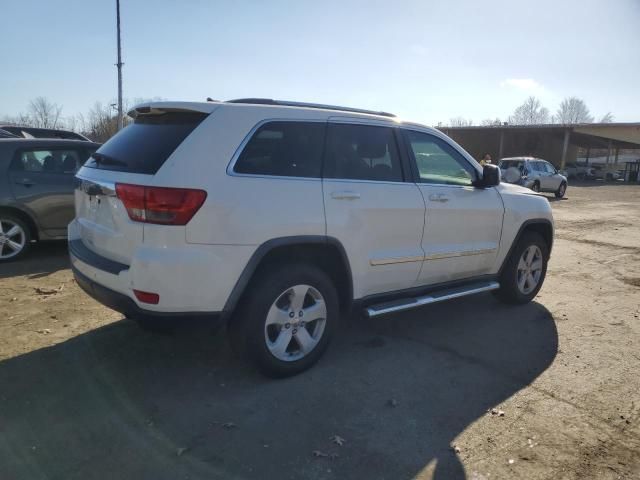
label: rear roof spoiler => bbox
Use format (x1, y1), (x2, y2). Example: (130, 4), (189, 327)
(127, 101), (219, 118)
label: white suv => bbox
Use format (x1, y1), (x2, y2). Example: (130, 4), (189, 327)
(69, 99), (554, 377)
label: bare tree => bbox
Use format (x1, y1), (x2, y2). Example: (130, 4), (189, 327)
(78, 102), (123, 143)
(599, 112), (614, 123)
(481, 118), (502, 126)
(28, 97), (63, 128)
(509, 97), (550, 125)
(1, 112), (33, 126)
(449, 116), (473, 127)
(555, 97), (594, 124)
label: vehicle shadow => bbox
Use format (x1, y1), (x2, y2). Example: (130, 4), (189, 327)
(0, 241), (69, 280)
(0, 294), (557, 480)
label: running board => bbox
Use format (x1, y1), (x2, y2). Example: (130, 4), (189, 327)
(365, 280), (500, 318)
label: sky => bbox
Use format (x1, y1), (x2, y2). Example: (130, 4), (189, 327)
(1, 0), (639, 126)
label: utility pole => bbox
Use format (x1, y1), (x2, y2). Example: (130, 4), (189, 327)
(116, 0), (124, 130)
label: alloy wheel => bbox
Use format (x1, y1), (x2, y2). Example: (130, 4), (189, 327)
(517, 245), (543, 295)
(264, 284), (327, 362)
(0, 219), (26, 260)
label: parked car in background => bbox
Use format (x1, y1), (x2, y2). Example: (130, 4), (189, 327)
(592, 165), (622, 181)
(499, 157), (567, 198)
(69, 99), (554, 377)
(0, 125), (90, 141)
(0, 138), (100, 261)
(564, 162), (595, 180)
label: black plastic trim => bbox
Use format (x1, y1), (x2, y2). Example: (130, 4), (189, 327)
(72, 265), (221, 323)
(69, 239), (129, 275)
(497, 219), (554, 275)
(354, 274), (498, 310)
(222, 235), (353, 313)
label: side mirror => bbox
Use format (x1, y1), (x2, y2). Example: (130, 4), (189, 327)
(478, 163), (500, 187)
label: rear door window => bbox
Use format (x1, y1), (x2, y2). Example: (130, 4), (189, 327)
(84, 112), (208, 174)
(12, 148), (84, 174)
(233, 121), (325, 178)
(323, 123), (403, 182)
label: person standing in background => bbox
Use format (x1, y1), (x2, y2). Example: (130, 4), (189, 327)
(480, 153), (492, 166)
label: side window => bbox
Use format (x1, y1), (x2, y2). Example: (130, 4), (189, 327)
(545, 163), (556, 174)
(323, 123), (403, 182)
(234, 121), (325, 178)
(404, 130), (476, 186)
(12, 149), (82, 174)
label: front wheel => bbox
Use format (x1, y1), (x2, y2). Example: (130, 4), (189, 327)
(494, 232), (549, 304)
(555, 182), (567, 198)
(229, 264), (339, 378)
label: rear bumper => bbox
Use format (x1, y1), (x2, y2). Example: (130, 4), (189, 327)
(68, 219), (254, 314)
(72, 264), (222, 323)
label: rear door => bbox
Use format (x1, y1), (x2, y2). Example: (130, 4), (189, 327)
(8, 145), (87, 237)
(322, 121), (426, 298)
(74, 111), (209, 265)
(401, 129), (503, 285)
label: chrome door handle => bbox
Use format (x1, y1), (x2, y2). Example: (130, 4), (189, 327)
(428, 193), (449, 202)
(16, 178), (35, 187)
(331, 191), (361, 200)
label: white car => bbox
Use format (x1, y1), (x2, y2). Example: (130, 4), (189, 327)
(69, 99), (554, 377)
(592, 165), (622, 181)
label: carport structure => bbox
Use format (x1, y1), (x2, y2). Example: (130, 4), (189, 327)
(439, 123), (640, 170)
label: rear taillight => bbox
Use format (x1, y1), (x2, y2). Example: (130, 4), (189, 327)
(115, 183), (207, 225)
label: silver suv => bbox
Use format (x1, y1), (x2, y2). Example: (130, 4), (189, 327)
(499, 157), (567, 198)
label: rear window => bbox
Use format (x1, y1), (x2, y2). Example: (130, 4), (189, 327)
(84, 112), (207, 174)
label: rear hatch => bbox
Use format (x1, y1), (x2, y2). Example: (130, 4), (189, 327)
(500, 160), (526, 184)
(74, 104), (213, 265)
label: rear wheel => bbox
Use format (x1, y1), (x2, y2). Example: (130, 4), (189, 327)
(494, 231), (549, 304)
(0, 215), (30, 262)
(555, 182), (567, 198)
(531, 182), (541, 193)
(229, 263), (338, 377)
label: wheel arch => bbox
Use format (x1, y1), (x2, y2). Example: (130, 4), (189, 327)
(0, 205), (39, 241)
(223, 236), (353, 315)
(498, 219), (553, 275)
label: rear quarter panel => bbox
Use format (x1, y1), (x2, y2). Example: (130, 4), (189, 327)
(154, 105), (332, 246)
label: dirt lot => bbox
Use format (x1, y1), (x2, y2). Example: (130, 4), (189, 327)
(1, 183), (639, 480)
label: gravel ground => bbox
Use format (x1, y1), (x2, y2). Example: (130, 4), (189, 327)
(1, 183), (639, 480)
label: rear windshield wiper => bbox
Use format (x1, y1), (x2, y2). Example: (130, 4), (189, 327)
(91, 152), (128, 167)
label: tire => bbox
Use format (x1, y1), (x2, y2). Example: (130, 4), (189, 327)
(555, 182), (567, 199)
(494, 231), (549, 305)
(531, 182), (541, 193)
(0, 214), (31, 262)
(229, 263), (339, 378)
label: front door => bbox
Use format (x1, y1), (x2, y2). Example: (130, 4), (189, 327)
(401, 129), (504, 285)
(322, 121), (426, 298)
(8, 147), (85, 237)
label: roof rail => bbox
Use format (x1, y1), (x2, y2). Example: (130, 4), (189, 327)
(226, 98), (396, 118)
